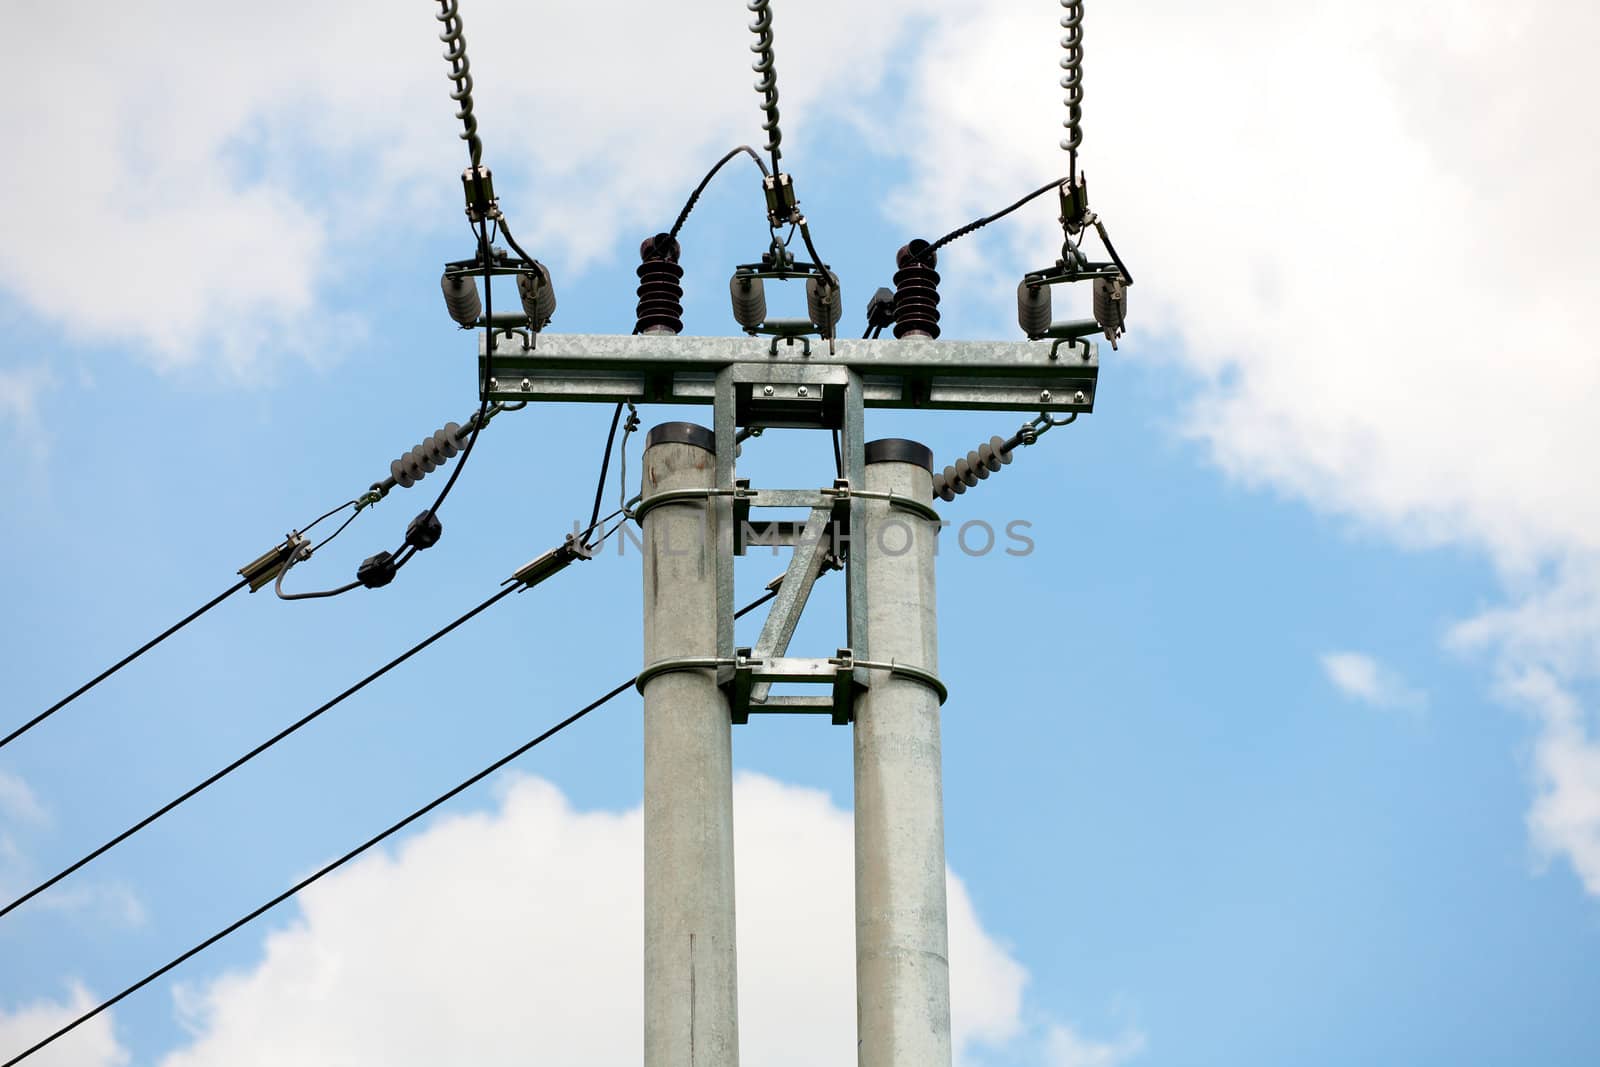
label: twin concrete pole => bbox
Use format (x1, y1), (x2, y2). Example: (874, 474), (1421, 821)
(641, 425), (740, 1067)
(640, 425), (950, 1067)
(855, 442), (952, 1067)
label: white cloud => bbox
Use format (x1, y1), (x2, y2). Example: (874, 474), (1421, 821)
(7, 0), (1596, 899)
(0, 986), (126, 1067)
(149, 773), (1034, 1067)
(1320, 652), (1427, 712)
(1045, 1021), (1147, 1067)
(0, 366), (53, 464)
(887, 2), (1600, 894)
(30, 882), (148, 929)
(0, 0), (960, 374)
(0, 770), (48, 826)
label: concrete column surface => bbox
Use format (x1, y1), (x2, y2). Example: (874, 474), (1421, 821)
(641, 424), (739, 1067)
(854, 441), (951, 1067)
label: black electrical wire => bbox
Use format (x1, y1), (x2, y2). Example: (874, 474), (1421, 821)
(587, 403), (625, 544)
(0, 578), (249, 753)
(0, 672), (638, 1067)
(668, 145), (770, 239)
(0, 583), (519, 922)
(913, 177), (1067, 264)
(2, 579), (794, 1066)
(832, 430), (843, 478)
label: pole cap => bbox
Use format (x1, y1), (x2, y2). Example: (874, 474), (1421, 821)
(864, 438), (933, 472)
(645, 421), (716, 454)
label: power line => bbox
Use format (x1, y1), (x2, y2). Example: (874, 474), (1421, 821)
(0, 673), (638, 1067)
(668, 145), (770, 239)
(0, 583), (519, 922)
(0, 577), (248, 753)
(1, 568), (795, 1065)
(1, 514), (622, 923)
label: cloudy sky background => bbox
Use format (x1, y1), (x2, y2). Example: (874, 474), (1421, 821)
(2, 1), (1597, 1065)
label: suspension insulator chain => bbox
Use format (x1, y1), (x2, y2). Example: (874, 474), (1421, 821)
(933, 437), (1012, 502)
(391, 423), (468, 489)
(747, 0), (783, 171)
(436, 0), (483, 168)
(1059, 0), (1084, 181)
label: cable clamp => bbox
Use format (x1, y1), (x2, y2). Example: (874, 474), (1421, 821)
(635, 656), (738, 694)
(763, 173), (800, 228)
(854, 658), (949, 705)
(507, 534), (588, 590)
(238, 533), (307, 593)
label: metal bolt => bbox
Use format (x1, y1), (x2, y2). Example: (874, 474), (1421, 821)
(763, 385), (774, 396)
(1073, 390), (1087, 404)
(488, 378), (500, 391)
(797, 386), (809, 398)
(1040, 390), (1053, 403)
(521, 378), (531, 392)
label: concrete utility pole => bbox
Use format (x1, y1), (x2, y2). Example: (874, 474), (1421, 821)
(855, 442), (950, 1066)
(483, 330), (1096, 1067)
(640, 424), (740, 1067)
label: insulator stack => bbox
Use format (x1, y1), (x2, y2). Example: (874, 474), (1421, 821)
(806, 269), (842, 331)
(1017, 279), (1053, 339)
(932, 435), (1012, 502)
(730, 272), (767, 331)
(390, 422), (467, 488)
(635, 233), (685, 335)
(517, 260), (557, 329)
(441, 273), (481, 327)
(1094, 276), (1126, 344)
(892, 240), (941, 339)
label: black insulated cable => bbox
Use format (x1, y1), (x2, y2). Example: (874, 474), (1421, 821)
(669, 145), (770, 239)
(0, 575), (796, 1066)
(0, 673), (639, 1067)
(0, 582), (519, 923)
(0, 516), (620, 923)
(0, 577), (248, 753)
(912, 178), (1067, 265)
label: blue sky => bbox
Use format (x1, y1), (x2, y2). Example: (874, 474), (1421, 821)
(3, 3), (1598, 1066)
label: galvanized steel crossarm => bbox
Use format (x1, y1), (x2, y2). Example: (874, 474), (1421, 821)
(479, 333), (1098, 413)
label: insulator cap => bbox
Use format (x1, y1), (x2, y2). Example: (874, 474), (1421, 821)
(730, 272), (767, 331)
(441, 272), (481, 327)
(517, 260), (557, 329)
(864, 438), (934, 472)
(644, 421), (716, 454)
(1017, 279), (1052, 339)
(635, 233), (685, 335)
(807, 269), (842, 331)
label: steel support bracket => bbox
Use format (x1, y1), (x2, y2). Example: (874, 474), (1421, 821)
(729, 647), (862, 725)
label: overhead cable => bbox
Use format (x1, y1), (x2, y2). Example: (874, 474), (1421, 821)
(1, 579), (802, 1065)
(669, 145), (770, 239)
(0, 673), (638, 1067)
(0, 521), (613, 923)
(0, 578), (248, 753)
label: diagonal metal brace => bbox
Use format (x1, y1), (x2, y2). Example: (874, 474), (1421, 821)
(747, 507), (836, 705)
